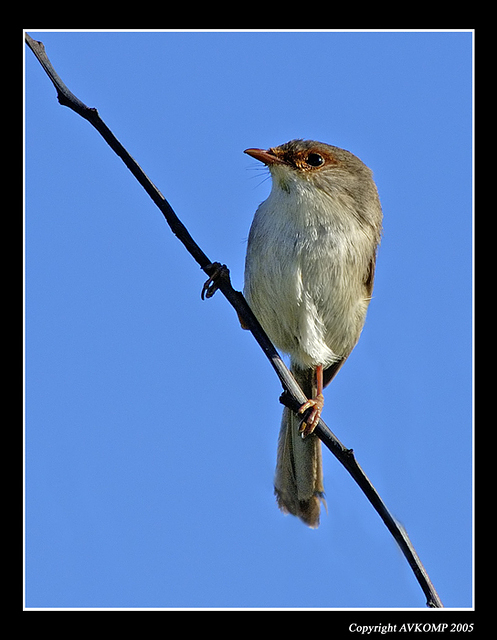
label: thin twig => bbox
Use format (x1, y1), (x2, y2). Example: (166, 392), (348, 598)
(25, 33), (443, 608)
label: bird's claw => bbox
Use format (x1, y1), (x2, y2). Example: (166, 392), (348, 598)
(298, 393), (324, 438)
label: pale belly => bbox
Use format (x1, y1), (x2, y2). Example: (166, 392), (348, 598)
(244, 222), (370, 369)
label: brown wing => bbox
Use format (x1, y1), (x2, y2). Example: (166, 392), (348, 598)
(323, 358), (347, 388)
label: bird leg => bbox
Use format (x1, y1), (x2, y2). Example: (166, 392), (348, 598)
(298, 364), (324, 437)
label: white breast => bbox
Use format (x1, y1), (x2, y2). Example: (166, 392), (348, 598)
(244, 178), (373, 369)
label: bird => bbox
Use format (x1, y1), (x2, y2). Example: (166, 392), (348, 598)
(243, 139), (383, 528)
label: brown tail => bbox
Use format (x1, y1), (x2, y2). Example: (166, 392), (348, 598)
(274, 364), (326, 528)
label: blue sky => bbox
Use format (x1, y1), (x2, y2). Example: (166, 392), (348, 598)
(25, 30), (473, 610)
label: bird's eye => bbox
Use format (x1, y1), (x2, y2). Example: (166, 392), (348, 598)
(306, 153), (325, 167)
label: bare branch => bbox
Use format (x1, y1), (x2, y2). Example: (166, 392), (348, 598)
(25, 33), (443, 608)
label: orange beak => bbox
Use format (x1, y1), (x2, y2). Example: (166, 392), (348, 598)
(244, 147), (282, 165)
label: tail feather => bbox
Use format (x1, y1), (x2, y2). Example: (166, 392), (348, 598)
(274, 364), (326, 528)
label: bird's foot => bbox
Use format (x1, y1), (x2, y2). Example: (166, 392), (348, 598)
(298, 393), (324, 437)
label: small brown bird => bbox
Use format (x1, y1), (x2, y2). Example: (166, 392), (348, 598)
(244, 139), (383, 527)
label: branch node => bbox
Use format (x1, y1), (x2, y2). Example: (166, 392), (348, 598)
(201, 262), (230, 300)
